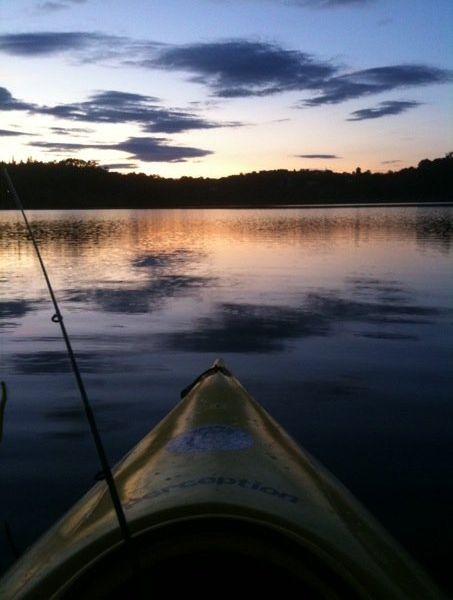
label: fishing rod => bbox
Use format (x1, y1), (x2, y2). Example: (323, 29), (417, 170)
(2, 168), (136, 563)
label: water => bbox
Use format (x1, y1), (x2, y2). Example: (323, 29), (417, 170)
(1, 206), (452, 590)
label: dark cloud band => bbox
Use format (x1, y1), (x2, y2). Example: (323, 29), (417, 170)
(1, 86), (240, 134)
(0, 86), (35, 111)
(0, 32), (115, 56)
(0, 128), (31, 136)
(1, 33), (450, 109)
(149, 40), (337, 97)
(298, 154), (341, 159)
(149, 41), (451, 106)
(101, 163), (138, 170)
(305, 66), (450, 106)
(37, 0), (88, 12)
(347, 100), (421, 121)
(30, 136), (213, 163)
(288, 0), (372, 6)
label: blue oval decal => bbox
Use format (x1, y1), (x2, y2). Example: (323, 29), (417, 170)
(168, 425), (253, 454)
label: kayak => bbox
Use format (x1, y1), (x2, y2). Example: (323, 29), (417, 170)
(0, 361), (443, 599)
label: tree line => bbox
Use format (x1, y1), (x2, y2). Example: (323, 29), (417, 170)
(1, 154), (452, 209)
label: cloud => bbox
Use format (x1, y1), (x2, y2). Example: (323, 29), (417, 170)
(72, 90), (237, 132)
(288, 0), (372, 6)
(0, 32), (163, 66)
(36, 2), (69, 12)
(149, 40), (337, 97)
(50, 126), (93, 134)
(213, 0), (372, 9)
(347, 100), (421, 121)
(0, 32), (117, 57)
(2, 36), (450, 142)
(0, 128), (32, 136)
(2, 85), (217, 162)
(144, 114), (239, 134)
(4, 87), (239, 133)
(381, 159), (402, 164)
(297, 154), (341, 159)
(30, 135), (213, 162)
(114, 137), (212, 162)
(2, 33), (450, 109)
(101, 162), (138, 171)
(0, 86), (35, 111)
(305, 65), (451, 105)
(36, 0), (87, 11)
(30, 141), (93, 151)
(149, 41), (452, 104)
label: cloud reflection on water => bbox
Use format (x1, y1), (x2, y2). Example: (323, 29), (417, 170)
(0, 299), (46, 329)
(160, 302), (329, 352)
(10, 350), (118, 374)
(306, 290), (439, 322)
(158, 280), (443, 353)
(356, 332), (419, 340)
(65, 274), (212, 314)
(63, 249), (214, 314)
(5, 275), (443, 363)
(0, 299), (45, 319)
(43, 399), (129, 439)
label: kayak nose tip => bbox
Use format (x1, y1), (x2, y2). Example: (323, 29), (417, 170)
(181, 360), (232, 398)
(212, 358), (227, 369)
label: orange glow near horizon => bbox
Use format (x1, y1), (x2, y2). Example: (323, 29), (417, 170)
(1, 206), (442, 293)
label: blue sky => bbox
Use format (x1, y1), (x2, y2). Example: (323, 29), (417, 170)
(0, 0), (452, 177)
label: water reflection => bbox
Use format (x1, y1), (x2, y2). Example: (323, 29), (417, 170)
(0, 299), (46, 329)
(160, 302), (329, 353)
(414, 212), (452, 253)
(346, 276), (408, 297)
(64, 275), (212, 315)
(63, 249), (214, 314)
(0, 217), (123, 249)
(356, 332), (418, 340)
(0, 206), (452, 591)
(305, 290), (440, 323)
(132, 249), (200, 268)
(295, 376), (366, 401)
(1, 207), (452, 257)
(158, 283), (442, 353)
(43, 399), (128, 439)
(10, 351), (118, 375)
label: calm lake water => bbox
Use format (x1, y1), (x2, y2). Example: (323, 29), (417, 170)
(1, 206), (452, 590)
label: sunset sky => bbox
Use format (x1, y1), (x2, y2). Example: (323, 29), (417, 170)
(1, 0), (452, 178)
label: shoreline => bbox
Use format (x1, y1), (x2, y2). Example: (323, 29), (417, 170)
(1, 201), (452, 211)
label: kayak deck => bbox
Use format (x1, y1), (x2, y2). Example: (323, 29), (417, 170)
(0, 362), (444, 598)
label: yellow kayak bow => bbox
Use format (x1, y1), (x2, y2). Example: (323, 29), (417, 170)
(0, 361), (443, 598)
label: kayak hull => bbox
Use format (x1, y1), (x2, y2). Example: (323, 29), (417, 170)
(0, 363), (444, 598)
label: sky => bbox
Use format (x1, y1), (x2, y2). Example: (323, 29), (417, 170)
(0, 0), (452, 178)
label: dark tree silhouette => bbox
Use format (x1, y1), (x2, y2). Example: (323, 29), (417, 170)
(1, 154), (452, 209)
